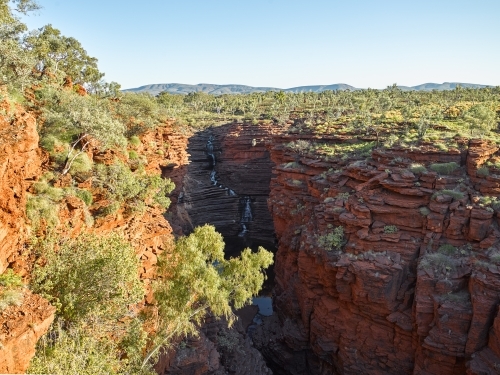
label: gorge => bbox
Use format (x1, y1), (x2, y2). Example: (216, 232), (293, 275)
(162, 121), (500, 375)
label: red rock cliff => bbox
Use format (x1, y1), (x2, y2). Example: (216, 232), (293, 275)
(0, 100), (55, 373)
(253, 135), (500, 375)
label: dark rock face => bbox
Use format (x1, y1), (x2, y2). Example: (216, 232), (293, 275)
(167, 122), (282, 253)
(161, 122), (283, 375)
(155, 316), (272, 375)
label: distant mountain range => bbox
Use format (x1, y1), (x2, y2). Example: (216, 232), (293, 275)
(123, 82), (494, 96)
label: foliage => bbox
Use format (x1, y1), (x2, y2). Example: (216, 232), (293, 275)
(26, 195), (59, 230)
(440, 189), (465, 200)
(93, 160), (174, 214)
(149, 225), (273, 367)
(383, 225), (398, 234)
(31, 233), (143, 323)
(74, 188), (92, 206)
(410, 164), (427, 174)
(317, 226), (345, 250)
(438, 244), (457, 256)
(477, 166), (490, 177)
(429, 162), (460, 175)
(419, 207), (430, 216)
(0, 269), (24, 311)
(28, 322), (155, 375)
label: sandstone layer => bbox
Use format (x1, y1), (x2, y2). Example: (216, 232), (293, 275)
(253, 134), (500, 375)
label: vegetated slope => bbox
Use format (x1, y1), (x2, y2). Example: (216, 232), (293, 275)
(124, 82), (491, 95)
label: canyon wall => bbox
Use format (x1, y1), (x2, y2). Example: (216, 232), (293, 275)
(0, 100), (55, 373)
(252, 134), (500, 375)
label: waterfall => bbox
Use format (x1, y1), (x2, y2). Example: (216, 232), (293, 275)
(205, 135), (253, 236)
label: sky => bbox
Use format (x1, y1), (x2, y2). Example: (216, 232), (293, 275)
(19, 0), (500, 90)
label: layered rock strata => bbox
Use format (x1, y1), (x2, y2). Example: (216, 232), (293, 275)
(253, 135), (500, 375)
(166, 122), (282, 253)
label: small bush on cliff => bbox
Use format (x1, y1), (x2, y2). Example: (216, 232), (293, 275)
(31, 233), (143, 323)
(477, 166), (490, 177)
(93, 160), (174, 215)
(317, 226), (345, 251)
(26, 195), (59, 230)
(0, 269), (24, 311)
(419, 207), (430, 216)
(438, 244), (457, 256)
(410, 163), (427, 174)
(441, 189), (464, 200)
(383, 225), (398, 234)
(429, 162), (459, 175)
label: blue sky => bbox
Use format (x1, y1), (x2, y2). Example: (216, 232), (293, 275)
(20, 0), (499, 90)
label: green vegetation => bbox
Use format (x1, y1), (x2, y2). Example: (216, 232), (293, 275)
(429, 162), (460, 175)
(317, 226), (345, 251)
(410, 164), (427, 174)
(419, 207), (430, 216)
(31, 233), (143, 323)
(383, 225), (398, 234)
(440, 189), (465, 200)
(438, 244), (457, 256)
(0, 269), (24, 311)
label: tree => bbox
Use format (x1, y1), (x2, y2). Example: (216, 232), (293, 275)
(25, 24), (104, 90)
(40, 87), (126, 174)
(145, 224), (273, 368)
(462, 104), (497, 137)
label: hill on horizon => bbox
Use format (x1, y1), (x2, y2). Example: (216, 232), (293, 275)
(123, 82), (493, 96)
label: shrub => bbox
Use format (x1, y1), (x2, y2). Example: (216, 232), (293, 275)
(0, 269), (23, 288)
(0, 269), (24, 311)
(419, 252), (455, 272)
(129, 136), (141, 147)
(441, 189), (464, 200)
(419, 207), (430, 216)
(438, 244), (457, 256)
(384, 225), (398, 234)
(317, 226), (345, 250)
(429, 162), (459, 175)
(129, 150), (139, 160)
(31, 233), (143, 323)
(94, 160), (174, 214)
(26, 195), (59, 230)
(28, 323), (150, 375)
(32, 182), (65, 202)
(68, 153), (93, 175)
(477, 166), (490, 177)
(410, 163), (427, 174)
(74, 188), (93, 206)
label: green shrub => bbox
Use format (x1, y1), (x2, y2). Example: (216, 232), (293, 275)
(129, 150), (139, 159)
(477, 166), (490, 177)
(441, 189), (464, 200)
(129, 136), (141, 147)
(93, 160), (174, 215)
(68, 153), (93, 175)
(0, 269), (23, 288)
(419, 207), (430, 216)
(438, 244), (457, 256)
(429, 162), (460, 175)
(26, 195), (59, 230)
(317, 226), (345, 250)
(31, 233), (143, 323)
(32, 182), (65, 202)
(383, 225), (398, 234)
(0, 269), (24, 311)
(410, 163), (427, 174)
(28, 323), (154, 375)
(74, 188), (93, 206)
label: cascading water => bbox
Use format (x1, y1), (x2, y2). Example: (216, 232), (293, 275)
(205, 133), (272, 331)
